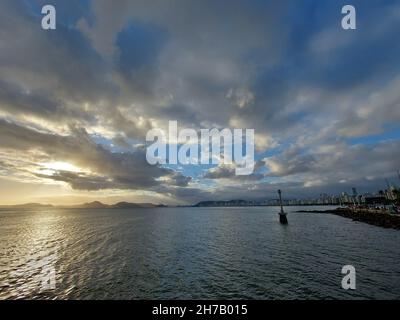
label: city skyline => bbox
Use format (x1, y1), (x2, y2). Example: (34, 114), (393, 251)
(1, 0), (400, 205)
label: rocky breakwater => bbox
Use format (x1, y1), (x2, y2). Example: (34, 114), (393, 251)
(297, 208), (400, 230)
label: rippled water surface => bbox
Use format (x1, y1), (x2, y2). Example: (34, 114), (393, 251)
(1, 206), (399, 299)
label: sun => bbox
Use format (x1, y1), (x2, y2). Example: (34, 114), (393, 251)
(40, 162), (81, 173)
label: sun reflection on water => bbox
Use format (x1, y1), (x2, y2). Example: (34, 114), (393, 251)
(0, 210), (61, 299)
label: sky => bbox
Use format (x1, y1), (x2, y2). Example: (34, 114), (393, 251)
(0, 0), (400, 205)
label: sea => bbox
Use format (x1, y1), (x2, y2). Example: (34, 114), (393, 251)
(0, 206), (399, 300)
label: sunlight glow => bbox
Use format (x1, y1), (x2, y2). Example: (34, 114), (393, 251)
(40, 162), (81, 173)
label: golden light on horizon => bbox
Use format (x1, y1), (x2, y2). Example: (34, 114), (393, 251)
(39, 162), (81, 173)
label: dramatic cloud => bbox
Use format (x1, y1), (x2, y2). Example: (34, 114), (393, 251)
(0, 0), (399, 204)
(0, 119), (191, 191)
(203, 162), (265, 181)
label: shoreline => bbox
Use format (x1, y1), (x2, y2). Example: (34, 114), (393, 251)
(297, 208), (400, 230)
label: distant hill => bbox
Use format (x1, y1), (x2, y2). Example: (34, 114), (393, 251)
(1, 201), (166, 209)
(79, 201), (110, 209)
(194, 200), (251, 207)
(111, 202), (160, 209)
(71, 201), (165, 209)
(0, 203), (54, 209)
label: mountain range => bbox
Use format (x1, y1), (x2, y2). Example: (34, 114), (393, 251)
(0, 201), (167, 209)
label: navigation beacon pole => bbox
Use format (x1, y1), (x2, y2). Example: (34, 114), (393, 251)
(278, 189), (288, 225)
